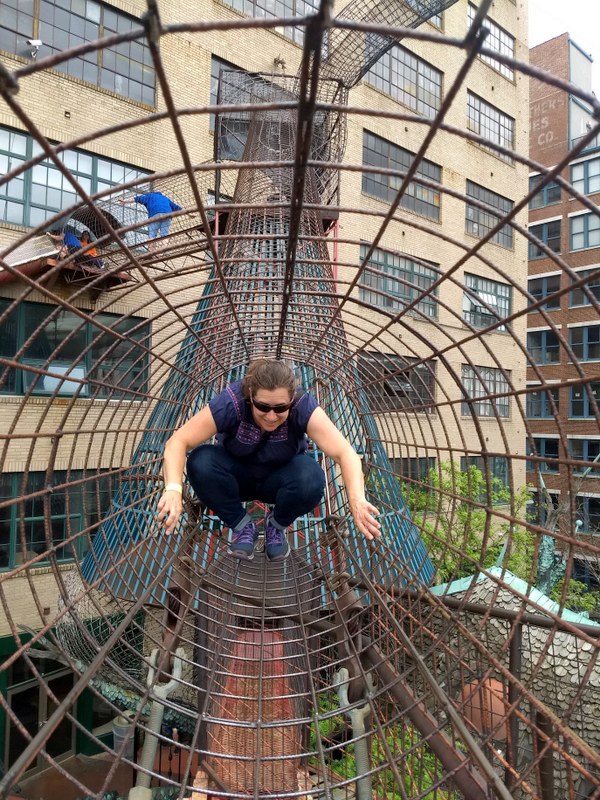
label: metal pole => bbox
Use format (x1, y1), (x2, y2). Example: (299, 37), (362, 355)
(505, 622), (522, 789)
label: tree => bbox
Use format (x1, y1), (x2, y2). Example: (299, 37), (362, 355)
(402, 461), (534, 585)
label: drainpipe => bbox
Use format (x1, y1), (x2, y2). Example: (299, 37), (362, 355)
(129, 647), (184, 800)
(334, 667), (373, 800)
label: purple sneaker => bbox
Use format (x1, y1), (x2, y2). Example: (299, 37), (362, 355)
(265, 514), (290, 562)
(228, 520), (258, 560)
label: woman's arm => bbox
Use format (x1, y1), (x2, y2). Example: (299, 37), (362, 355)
(306, 407), (381, 540)
(158, 405), (218, 534)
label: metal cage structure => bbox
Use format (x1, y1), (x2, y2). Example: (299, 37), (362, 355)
(0, 0), (599, 798)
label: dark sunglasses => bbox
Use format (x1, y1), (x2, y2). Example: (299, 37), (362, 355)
(251, 397), (293, 414)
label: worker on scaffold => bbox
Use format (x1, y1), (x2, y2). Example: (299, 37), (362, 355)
(158, 358), (381, 561)
(119, 189), (182, 250)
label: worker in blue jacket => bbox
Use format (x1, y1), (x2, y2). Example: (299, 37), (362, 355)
(120, 190), (182, 247)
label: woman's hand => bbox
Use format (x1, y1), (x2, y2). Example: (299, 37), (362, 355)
(350, 497), (381, 540)
(157, 489), (183, 534)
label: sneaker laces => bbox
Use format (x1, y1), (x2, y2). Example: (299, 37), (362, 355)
(234, 522), (256, 544)
(266, 520), (284, 544)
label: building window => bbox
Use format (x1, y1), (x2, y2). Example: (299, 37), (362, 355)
(528, 221), (561, 259)
(358, 244), (438, 318)
(527, 330), (560, 365)
(0, 0), (155, 104)
(569, 268), (600, 307)
(429, 12), (442, 28)
(468, 3), (515, 80)
(571, 157), (600, 196)
(394, 457), (436, 483)
(210, 55), (239, 129)
(460, 455), (509, 496)
(461, 364), (510, 417)
(0, 0), (35, 54)
(569, 440), (600, 476)
(0, 299), (150, 399)
(358, 352), (436, 413)
(526, 438), (560, 474)
(365, 45), (442, 118)
(0, 125), (149, 228)
(0, 470), (111, 569)
(463, 272), (511, 330)
(570, 382), (600, 418)
(465, 180), (513, 248)
(467, 92), (515, 161)
(529, 175), (561, 208)
(526, 387), (559, 418)
(569, 325), (600, 361)
(570, 212), (600, 251)
(576, 496), (600, 535)
(362, 130), (441, 220)
(528, 275), (560, 310)
(220, 0), (319, 45)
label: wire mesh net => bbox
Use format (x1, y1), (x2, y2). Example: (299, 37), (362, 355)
(0, 0), (600, 798)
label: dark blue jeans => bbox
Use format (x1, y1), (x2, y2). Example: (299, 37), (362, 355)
(186, 445), (325, 528)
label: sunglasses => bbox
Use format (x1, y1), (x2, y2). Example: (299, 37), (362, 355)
(251, 397), (294, 414)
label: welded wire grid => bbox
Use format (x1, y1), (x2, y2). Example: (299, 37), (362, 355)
(0, 0), (599, 798)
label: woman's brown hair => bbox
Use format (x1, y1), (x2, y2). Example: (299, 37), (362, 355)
(241, 359), (296, 400)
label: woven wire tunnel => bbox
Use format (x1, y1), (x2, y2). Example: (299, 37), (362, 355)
(0, 0), (600, 798)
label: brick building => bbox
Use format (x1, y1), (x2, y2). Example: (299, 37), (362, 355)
(0, 0), (528, 773)
(528, 33), (600, 580)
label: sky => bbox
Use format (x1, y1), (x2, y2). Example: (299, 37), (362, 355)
(528, 0), (600, 92)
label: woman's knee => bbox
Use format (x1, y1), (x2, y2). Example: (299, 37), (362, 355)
(187, 445), (230, 488)
(294, 457), (325, 502)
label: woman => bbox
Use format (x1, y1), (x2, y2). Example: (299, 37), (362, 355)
(158, 359), (380, 561)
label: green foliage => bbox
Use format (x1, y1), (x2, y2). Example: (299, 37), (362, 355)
(308, 692), (452, 798)
(550, 578), (600, 613)
(402, 461), (534, 585)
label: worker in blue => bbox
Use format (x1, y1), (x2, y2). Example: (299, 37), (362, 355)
(46, 228), (83, 259)
(120, 190), (182, 248)
(158, 358), (381, 562)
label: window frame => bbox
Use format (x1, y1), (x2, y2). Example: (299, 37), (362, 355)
(358, 351), (437, 413)
(394, 457), (436, 483)
(362, 130), (442, 221)
(570, 382), (600, 418)
(365, 44), (443, 119)
(527, 220), (562, 260)
(0, 124), (150, 229)
(569, 268), (600, 307)
(219, 0), (320, 45)
(461, 364), (510, 418)
(467, 91), (515, 162)
(0, 0), (155, 105)
(462, 272), (511, 330)
(0, 298), (151, 400)
(526, 386), (559, 418)
(568, 439), (600, 477)
(0, 469), (112, 570)
(526, 437), (560, 474)
(459, 455), (509, 499)
(571, 156), (600, 196)
(569, 325), (600, 362)
(576, 495), (600, 535)
(467, 3), (515, 81)
(528, 274), (561, 310)
(570, 212), (600, 251)
(465, 179), (514, 248)
(527, 329), (561, 365)
(358, 243), (439, 319)
(528, 175), (561, 209)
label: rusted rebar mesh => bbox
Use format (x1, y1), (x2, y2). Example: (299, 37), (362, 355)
(0, 0), (600, 798)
